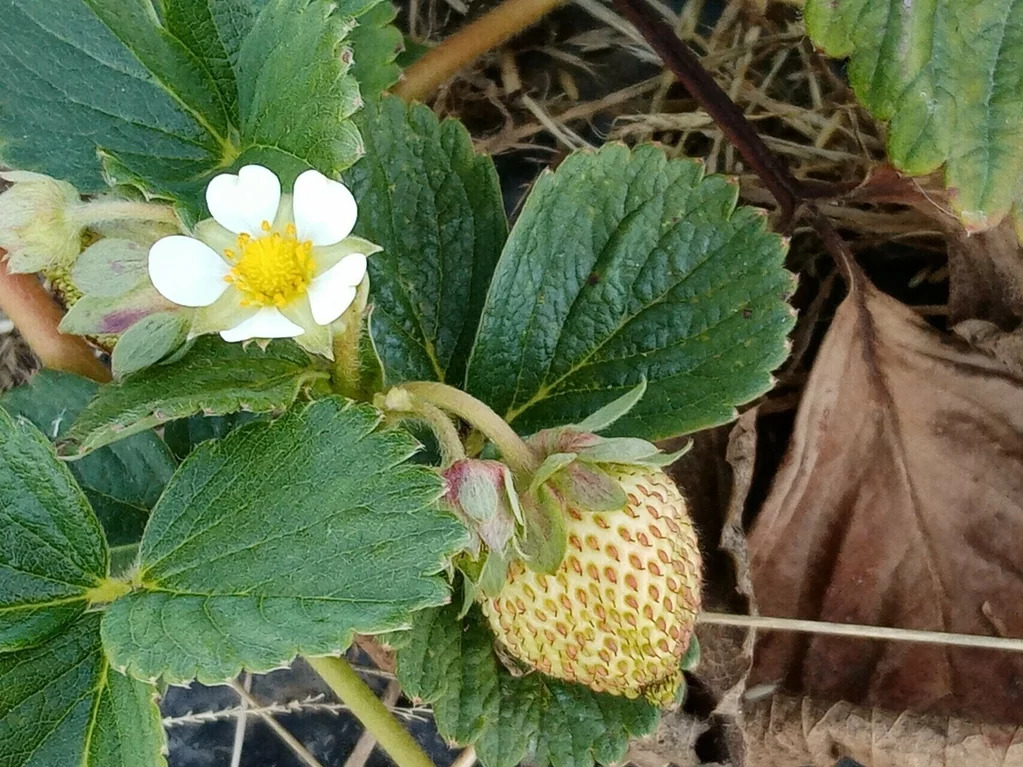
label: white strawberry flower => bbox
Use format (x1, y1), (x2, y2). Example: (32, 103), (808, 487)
(148, 165), (378, 356)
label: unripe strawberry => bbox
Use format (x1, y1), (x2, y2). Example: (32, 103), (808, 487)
(482, 464), (701, 705)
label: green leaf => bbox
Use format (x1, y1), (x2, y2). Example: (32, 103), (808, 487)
(344, 96), (508, 386)
(101, 398), (467, 683)
(161, 0), (258, 119)
(0, 613), (166, 767)
(348, 0), (403, 99)
(0, 0), (228, 199)
(0, 405), (106, 651)
(1, 370), (176, 548)
(163, 411), (266, 460)
(232, 0), (363, 187)
(466, 144), (794, 441)
(0, 0), (364, 214)
(110, 311), (190, 378)
(397, 603), (659, 767)
(804, 0), (1023, 233)
(65, 337), (328, 455)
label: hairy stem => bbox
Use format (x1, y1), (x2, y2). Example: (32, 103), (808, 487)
(394, 0), (565, 102)
(0, 261), (110, 382)
(68, 199), (178, 227)
(399, 381), (540, 476)
(306, 655), (437, 767)
(331, 281), (371, 399)
(408, 398), (467, 466)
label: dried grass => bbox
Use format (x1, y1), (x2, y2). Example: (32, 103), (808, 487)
(408, 0), (949, 256)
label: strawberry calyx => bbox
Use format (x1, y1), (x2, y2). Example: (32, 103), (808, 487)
(443, 382), (691, 598)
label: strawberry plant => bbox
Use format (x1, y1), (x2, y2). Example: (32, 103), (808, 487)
(9, 0), (1015, 763)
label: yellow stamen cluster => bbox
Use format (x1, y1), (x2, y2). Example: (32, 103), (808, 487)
(225, 221), (314, 307)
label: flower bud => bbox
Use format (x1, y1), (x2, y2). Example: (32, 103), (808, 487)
(0, 171), (83, 273)
(443, 459), (521, 557)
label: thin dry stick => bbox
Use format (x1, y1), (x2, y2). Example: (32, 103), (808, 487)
(229, 680), (327, 767)
(344, 680), (403, 767)
(162, 698), (432, 728)
(229, 673), (252, 767)
(451, 746), (478, 767)
(0, 262), (110, 382)
(699, 612), (1023, 653)
(394, 0), (566, 102)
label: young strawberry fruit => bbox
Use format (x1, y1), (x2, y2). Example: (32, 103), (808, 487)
(480, 384), (703, 706)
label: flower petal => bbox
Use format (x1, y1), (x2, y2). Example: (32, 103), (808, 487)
(148, 236), (230, 307)
(293, 169), (358, 246)
(220, 307), (304, 342)
(206, 165), (281, 235)
(307, 254), (366, 325)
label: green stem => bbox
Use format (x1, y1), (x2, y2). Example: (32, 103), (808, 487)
(306, 655), (437, 767)
(331, 280), (370, 399)
(399, 381), (539, 476)
(409, 399), (467, 466)
(69, 199), (178, 227)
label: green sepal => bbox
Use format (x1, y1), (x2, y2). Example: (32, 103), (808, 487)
(71, 238), (149, 297)
(681, 634), (701, 671)
(478, 547), (510, 598)
(111, 311), (190, 378)
(58, 285), (177, 337)
(444, 459), (522, 556)
(517, 484), (567, 575)
(574, 379), (647, 433)
(575, 437), (661, 465)
(546, 462), (627, 513)
(457, 566), (480, 618)
(636, 440), (693, 468)
(529, 452), (577, 494)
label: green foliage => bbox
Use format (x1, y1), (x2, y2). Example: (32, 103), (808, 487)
(466, 144), (794, 441)
(0, 613), (166, 767)
(0, 0), (366, 215)
(0, 406), (107, 651)
(232, 0), (363, 187)
(344, 96), (508, 385)
(396, 603), (659, 767)
(163, 411), (266, 460)
(805, 0), (1023, 233)
(65, 337), (329, 454)
(161, 0), (256, 117)
(348, 1), (403, 99)
(1, 370), (176, 547)
(101, 398), (468, 683)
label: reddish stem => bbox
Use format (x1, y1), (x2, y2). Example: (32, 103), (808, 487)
(393, 0), (565, 102)
(0, 259), (110, 382)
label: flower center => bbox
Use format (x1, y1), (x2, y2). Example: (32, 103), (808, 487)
(225, 222), (314, 307)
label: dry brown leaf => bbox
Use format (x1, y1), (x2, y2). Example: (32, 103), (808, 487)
(955, 321), (1023, 379)
(624, 710), (709, 767)
(747, 266), (1023, 723)
(744, 694), (1023, 767)
(947, 220), (1023, 328)
(662, 420), (757, 765)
